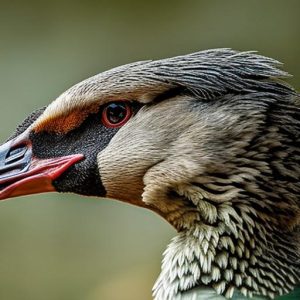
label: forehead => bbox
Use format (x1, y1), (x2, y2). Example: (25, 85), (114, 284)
(32, 60), (170, 134)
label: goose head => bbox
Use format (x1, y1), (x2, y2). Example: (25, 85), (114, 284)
(0, 49), (299, 299)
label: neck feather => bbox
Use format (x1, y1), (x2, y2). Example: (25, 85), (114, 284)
(152, 183), (300, 299)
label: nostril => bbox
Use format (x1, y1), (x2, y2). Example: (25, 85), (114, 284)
(0, 143), (31, 180)
(5, 145), (28, 164)
(0, 136), (33, 183)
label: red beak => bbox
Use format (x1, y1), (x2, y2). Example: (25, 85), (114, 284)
(0, 130), (84, 200)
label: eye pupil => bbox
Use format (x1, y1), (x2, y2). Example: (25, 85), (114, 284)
(102, 102), (132, 128)
(106, 103), (126, 124)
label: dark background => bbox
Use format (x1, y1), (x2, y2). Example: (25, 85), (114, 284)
(0, 1), (299, 299)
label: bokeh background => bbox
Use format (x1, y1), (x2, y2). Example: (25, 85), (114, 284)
(0, 1), (299, 299)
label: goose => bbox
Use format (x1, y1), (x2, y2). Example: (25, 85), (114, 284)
(0, 49), (299, 300)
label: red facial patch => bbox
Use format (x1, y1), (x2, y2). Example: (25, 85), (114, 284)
(33, 105), (99, 134)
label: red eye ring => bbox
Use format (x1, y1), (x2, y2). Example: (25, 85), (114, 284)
(101, 102), (132, 128)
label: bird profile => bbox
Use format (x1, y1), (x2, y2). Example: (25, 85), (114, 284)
(0, 49), (299, 299)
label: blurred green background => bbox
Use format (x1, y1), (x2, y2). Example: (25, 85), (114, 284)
(0, 1), (299, 299)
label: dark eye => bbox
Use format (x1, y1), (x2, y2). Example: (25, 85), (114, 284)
(101, 102), (132, 128)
